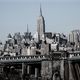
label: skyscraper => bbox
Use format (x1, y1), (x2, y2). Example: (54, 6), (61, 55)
(68, 30), (80, 44)
(37, 5), (45, 40)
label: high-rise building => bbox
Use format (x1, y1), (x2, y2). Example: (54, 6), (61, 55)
(68, 30), (80, 50)
(24, 24), (32, 40)
(68, 30), (80, 44)
(37, 5), (45, 40)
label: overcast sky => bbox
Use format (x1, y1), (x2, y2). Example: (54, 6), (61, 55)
(0, 0), (80, 42)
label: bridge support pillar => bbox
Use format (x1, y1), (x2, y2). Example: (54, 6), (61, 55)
(60, 59), (64, 80)
(64, 60), (69, 80)
(22, 63), (26, 80)
(35, 67), (38, 79)
(0, 65), (4, 73)
(75, 63), (80, 80)
(27, 65), (31, 74)
(41, 61), (52, 80)
(69, 61), (74, 80)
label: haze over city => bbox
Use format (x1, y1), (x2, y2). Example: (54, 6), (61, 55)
(0, 0), (80, 41)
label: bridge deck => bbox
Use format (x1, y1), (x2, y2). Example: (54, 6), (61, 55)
(0, 51), (80, 63)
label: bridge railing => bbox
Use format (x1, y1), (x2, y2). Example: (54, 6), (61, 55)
(0, 55), (47, 62)
(0, 51), (80, 62)
(68, 51), (80, 58)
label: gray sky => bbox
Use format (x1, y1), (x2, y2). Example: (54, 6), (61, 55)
(0, 0), (80, 41)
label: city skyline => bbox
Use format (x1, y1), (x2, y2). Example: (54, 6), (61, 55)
(0, 0), (80, 41)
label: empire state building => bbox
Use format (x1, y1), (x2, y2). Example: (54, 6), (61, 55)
(37, 6), (45, 40)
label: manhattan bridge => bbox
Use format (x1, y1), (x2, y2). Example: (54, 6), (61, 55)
(0, 51), (80, 80)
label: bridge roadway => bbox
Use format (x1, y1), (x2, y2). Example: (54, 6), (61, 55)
(0, 51), (80, 63)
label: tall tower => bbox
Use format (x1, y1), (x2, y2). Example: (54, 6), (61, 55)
(37, 5), (45, 40)
(27, 24), (29, 33)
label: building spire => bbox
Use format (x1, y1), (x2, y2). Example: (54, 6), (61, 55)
(27, 24), (29, 33)
(40, 4), (42, 16)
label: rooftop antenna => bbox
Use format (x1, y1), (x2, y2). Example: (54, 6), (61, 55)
(27, 24), (29, 33)
(40, 4), (42, 16)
